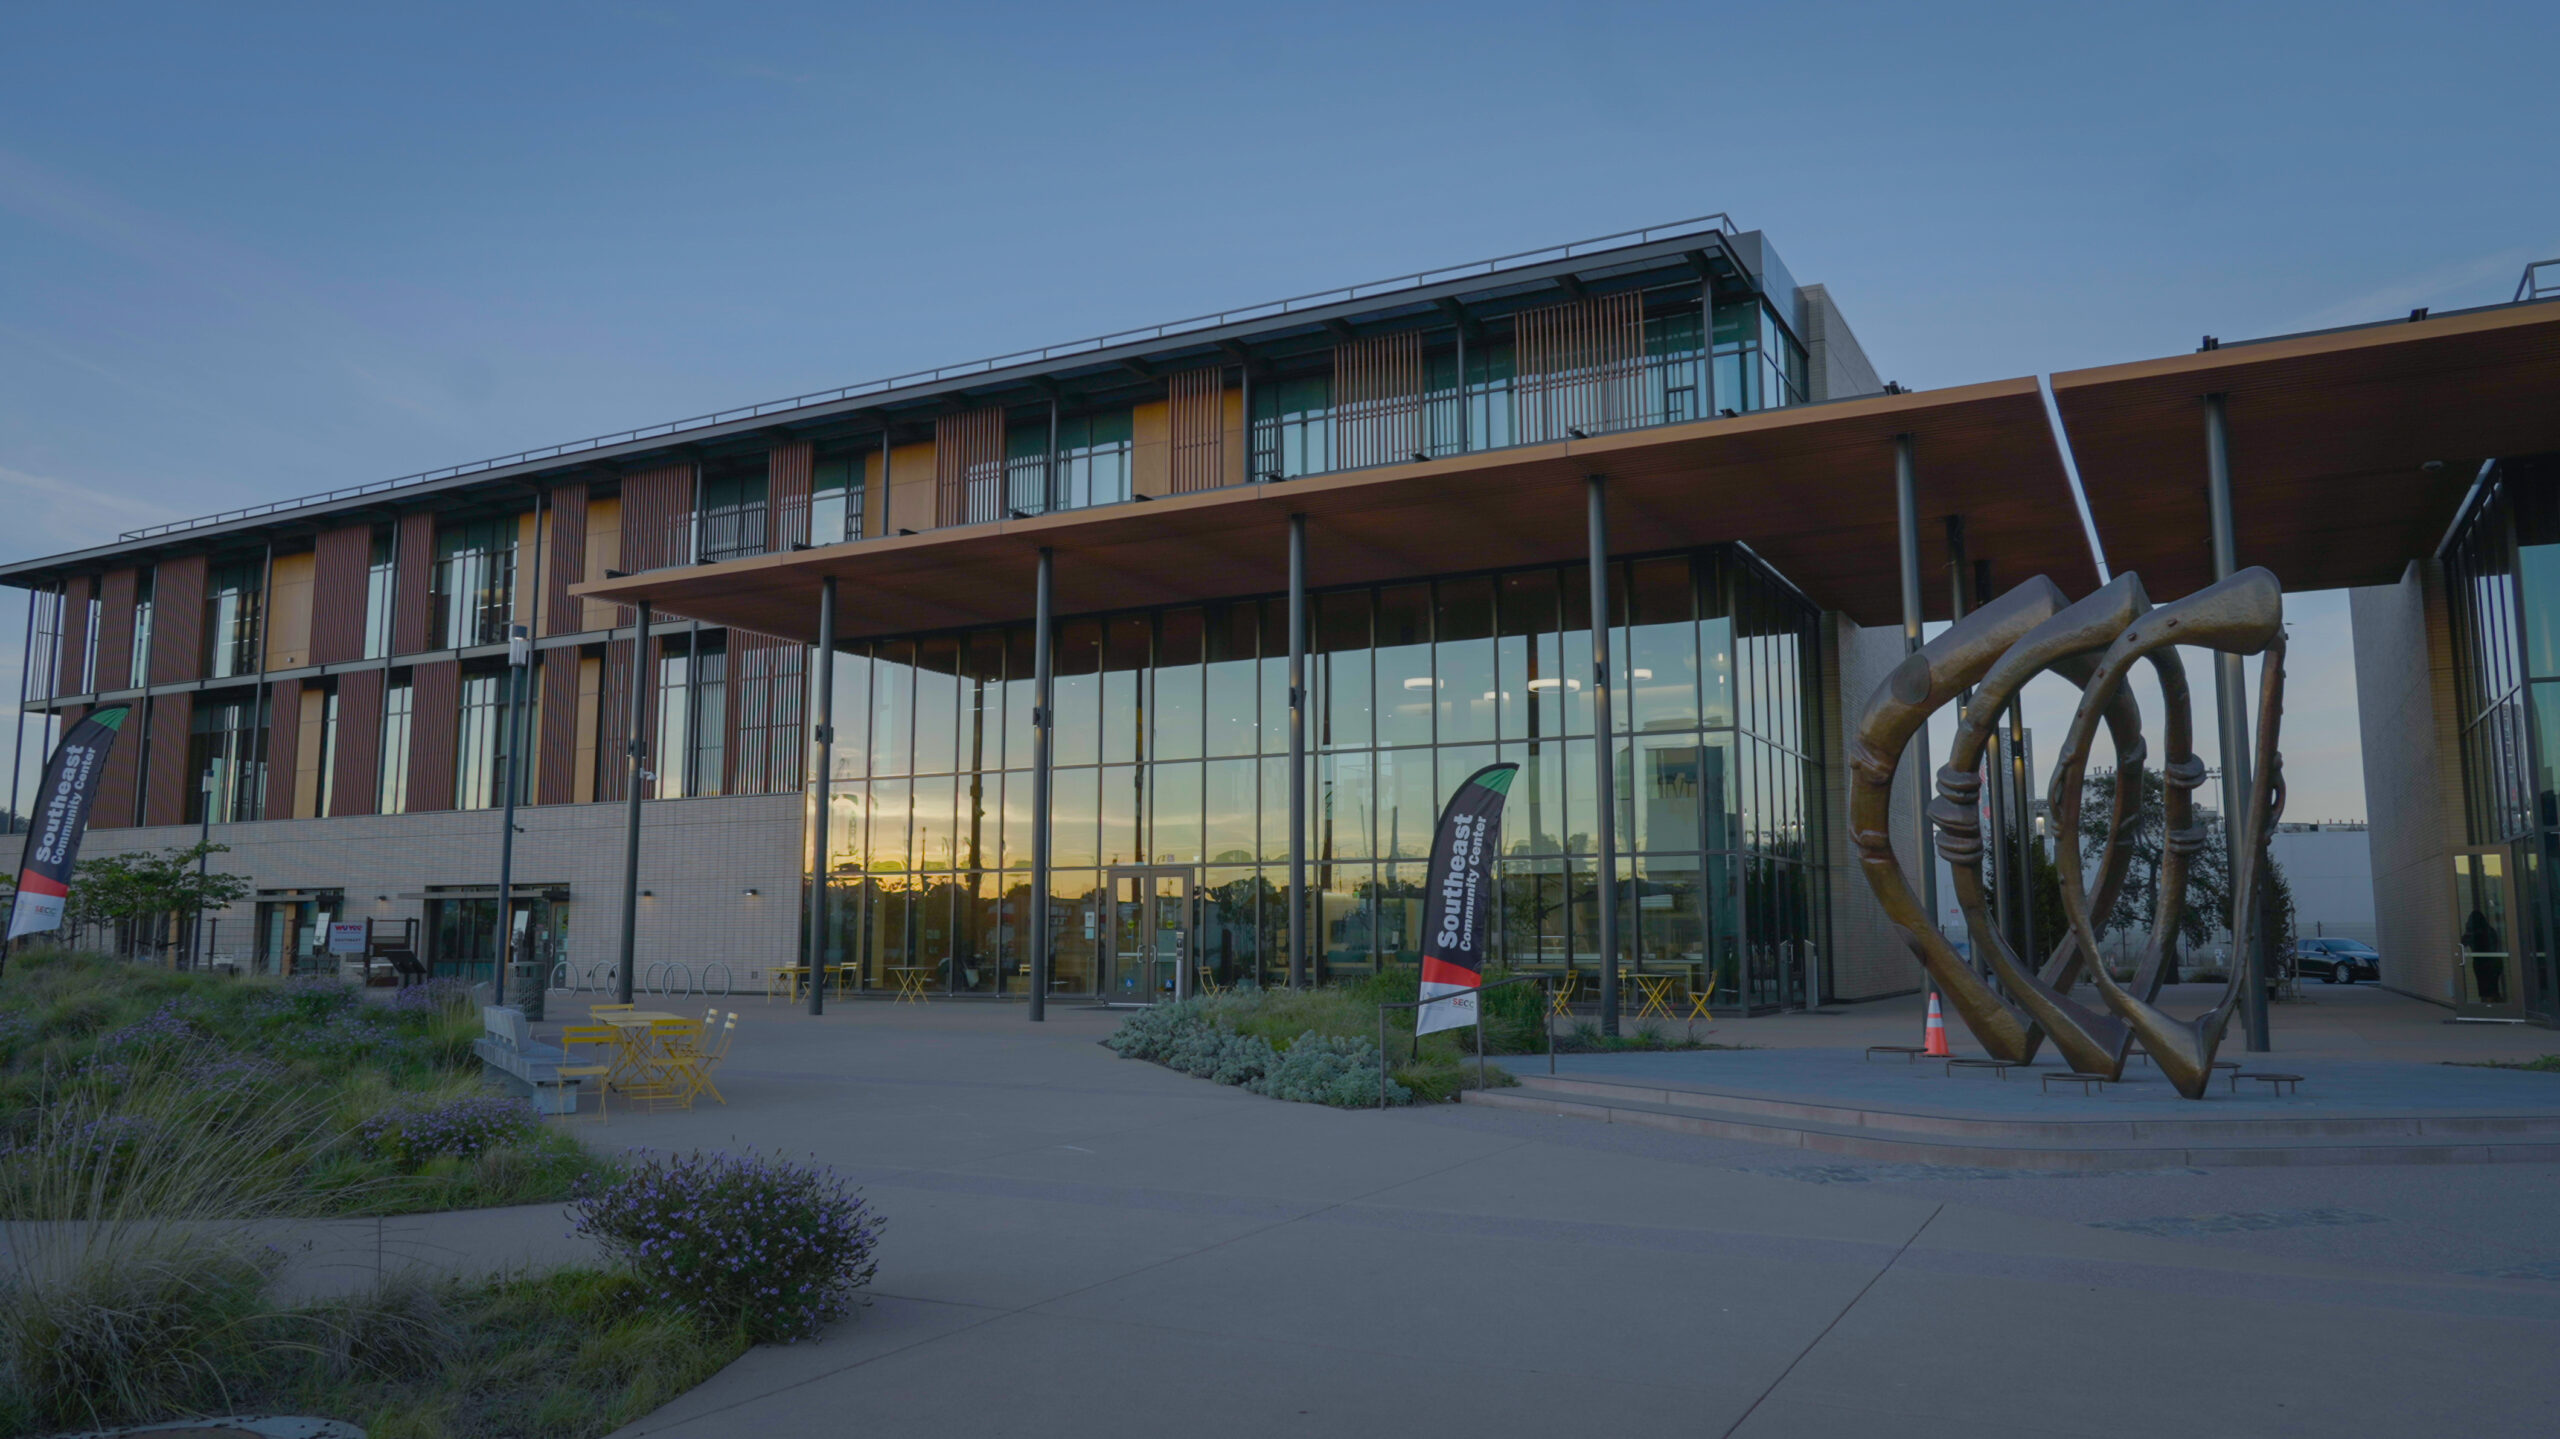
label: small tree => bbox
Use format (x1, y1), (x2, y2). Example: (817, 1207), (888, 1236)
(65, 843), (254, 964)
(2075, 766), (2232, 961)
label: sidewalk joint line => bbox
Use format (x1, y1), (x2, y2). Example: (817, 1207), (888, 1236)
(1716, 1203), (1942, 1439)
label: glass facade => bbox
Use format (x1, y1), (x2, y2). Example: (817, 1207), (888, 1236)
(186, 689), (268, 823)
(201, 558), (263, 680)
(2443, 457), (2560, 1023)
(431, 518), (516, 650)
(808, 545), (1829, 1007)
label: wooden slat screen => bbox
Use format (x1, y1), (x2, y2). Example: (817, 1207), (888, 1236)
(1332, 332), (1427, 471)
(724, 630), (806, 796)
(391, 511), (435, 655)
(934, 407), (1006, 527)
(405, 660), (458, 813)
(142, 692), (192, 827)
(94, 694), (141, 827)
(330, 669), (383, 817)
(149, 555), (207, 686)
(767, 440), (813, 551)
(1514, 291), (1644, 444)
(543, 483), (588, 637)
(95, 569), (137, 696)
(308, 525), (373, 664)
(1168, 368), (1228, 493)
(595, 635), (639, 803)
(619, 464), (696, 573)
(262, 679), (302, 821)
(535, 648), (581, 805)
(54, 576), (92, 697)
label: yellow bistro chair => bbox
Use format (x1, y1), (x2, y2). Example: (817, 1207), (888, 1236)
(557, 1025), (620, 1124)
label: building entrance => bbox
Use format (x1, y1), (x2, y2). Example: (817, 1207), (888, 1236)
(1104, 866), (1195, 1004)
(2452, 850), (2524, 1020)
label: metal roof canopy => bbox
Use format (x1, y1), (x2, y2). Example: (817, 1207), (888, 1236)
(2053, 302), (2560, 599)
(574, 379), (2096, 640)
(0, 219), (1768, 583)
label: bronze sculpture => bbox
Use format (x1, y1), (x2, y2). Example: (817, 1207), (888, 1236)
(1849, 567), (2286, 1099)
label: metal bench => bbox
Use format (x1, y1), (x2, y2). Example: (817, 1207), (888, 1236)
(1865, 1045), (1928, 1063)
(2042, 1071), (2111, 1096)
(1945, 1057), (2021, 1079)
(472, 1005), (578, 1115)
(2237, 1071), (2304, 1096)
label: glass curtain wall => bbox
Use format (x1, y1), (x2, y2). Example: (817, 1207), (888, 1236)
(432, 519), (517, 650)
(810, 544), (1826, 1007)
(185, 691), (269, 823)
(2445, 458), (2560, 1023)
(201, 558), (264, 680)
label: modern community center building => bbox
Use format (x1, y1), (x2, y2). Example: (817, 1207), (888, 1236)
(5, 217), (2559, 1028)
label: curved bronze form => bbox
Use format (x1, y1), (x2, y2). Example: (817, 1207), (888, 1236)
(1933, 575), (2150, 1078)
(1852, 566), (2286, 1098)
(2049, 568), (2287, 1098)
(1848, 578), (2067, 1060)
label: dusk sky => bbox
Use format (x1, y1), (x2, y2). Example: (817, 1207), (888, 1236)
(5, 1), (2556, 823)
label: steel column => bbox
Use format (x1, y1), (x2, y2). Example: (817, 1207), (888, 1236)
(1895, 438), (1939, 953)
(1030, 551), (1055, 1019)
(806, 578), (837, 1016)
(9, 588), (31, 833)
(615, 601), (653, 1006)
(1287, 514), (1308, 989)
(2205, 394), (2269, 1051)
(495, 624), (528, 1011)
(1588, 475), (1622, 1035)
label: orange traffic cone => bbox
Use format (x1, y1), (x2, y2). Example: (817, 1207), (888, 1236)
(1922, 992), (1951, 1058)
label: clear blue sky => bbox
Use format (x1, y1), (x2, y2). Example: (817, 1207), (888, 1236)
(3, 0), (2555, 822)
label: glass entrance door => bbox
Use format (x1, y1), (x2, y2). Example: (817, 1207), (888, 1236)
(1105, 866), (1195, 1003)
(2454, 851), (2524, 1019)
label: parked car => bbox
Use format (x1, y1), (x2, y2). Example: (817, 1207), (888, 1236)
(2294, 937), (2380, 983)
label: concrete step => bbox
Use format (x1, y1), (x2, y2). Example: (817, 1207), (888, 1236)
(1465, 1074), (2560, 1170)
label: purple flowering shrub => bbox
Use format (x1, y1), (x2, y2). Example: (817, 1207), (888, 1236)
(356, 1095), (538, 1170)
(570, 1149), (882, 1342)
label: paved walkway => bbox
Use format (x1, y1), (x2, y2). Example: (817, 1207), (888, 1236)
(382, 993), (2560, 1439)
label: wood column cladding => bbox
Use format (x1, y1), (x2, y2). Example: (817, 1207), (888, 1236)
(619, 464), (695, 573)
(934, 408), (1005, 527)
(535, 647), (581, 805)
(391, 511), (435, 655)
(1332, 334), (1427, 472)
(52, 576), (92, 697)
(308, 526), (373, 665)
(1168, 369), (1228, 494)
(148, 555), (207, 686)
(405, 660), (458, 813)
(543, 483), (588, 637)
(767, 440), (813, 552)
(330, 668), (383, 818)
(596, 635), (638, 803)
(94, 569), (138, 697)
(1515, 291), (1644, 444)
(262, 679), (302, 821)
(141, 692), (192, 827)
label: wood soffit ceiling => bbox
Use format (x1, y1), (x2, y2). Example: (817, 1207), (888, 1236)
(2054, 302), (2560, 601)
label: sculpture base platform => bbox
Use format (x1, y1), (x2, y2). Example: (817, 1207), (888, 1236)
(1462, 1047), (2560, 1169)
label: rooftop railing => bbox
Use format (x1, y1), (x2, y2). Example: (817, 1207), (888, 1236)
(117, 214), (1739, 545)
(2518, 258), (2560, 304)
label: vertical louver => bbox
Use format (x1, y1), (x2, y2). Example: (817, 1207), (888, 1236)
(1168, 368), (1227, 494)
(1515, 291), (1645, 443)
(330, 669), (383, 818)
(535, 648), (581, 805)
(543, 483), (588, 637)
(1332, 332), (1427, 470)
(406, 660), (458, 812)
(934, 407), (1006, 527)
(767, 440), (813, 550)
(391, 512), (434, 655)
(149, 555), (207, 686)
(142, 692), (192, 826)
(308, 525), (373, 665)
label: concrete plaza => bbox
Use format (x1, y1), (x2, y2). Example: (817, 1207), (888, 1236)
(395, 986), (2560, 1439)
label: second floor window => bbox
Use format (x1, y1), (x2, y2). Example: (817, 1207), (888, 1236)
(809, 455), (865, 545)
(432, 519), (516, 650)
(202, 559), (263, 680)
(80, 594), (100, 693)
(697, 469), (769, 563)
(455, 667), (508, 810)
(1054, 410), (1132, 511)
(379, 675), (413, 815)
(185, 690), (266, 823)
(1250, 377), (1331, 481)
(129, 573), (154, 688)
